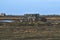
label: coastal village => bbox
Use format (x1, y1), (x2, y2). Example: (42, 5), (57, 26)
(0, 13), (60, 26)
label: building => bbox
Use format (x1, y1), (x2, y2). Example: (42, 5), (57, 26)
(0, 13), (6, 16)
(24, 14), (40, 22)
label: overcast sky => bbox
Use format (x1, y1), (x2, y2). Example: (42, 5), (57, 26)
(0, 0), (60, 15)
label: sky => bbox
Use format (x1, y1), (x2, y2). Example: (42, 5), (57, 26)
(0, 0), (60, 15)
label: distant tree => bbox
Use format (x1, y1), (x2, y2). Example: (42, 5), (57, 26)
(40, 17), (47, 22)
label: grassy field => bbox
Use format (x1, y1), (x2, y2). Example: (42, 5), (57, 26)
(0, 25), (60, 40)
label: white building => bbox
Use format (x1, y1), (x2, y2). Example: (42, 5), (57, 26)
(0, 13), (6, 16)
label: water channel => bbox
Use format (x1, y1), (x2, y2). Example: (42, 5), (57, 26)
(0, 20), (15, 22)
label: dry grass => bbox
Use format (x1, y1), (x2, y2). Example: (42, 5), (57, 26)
(0, 26), (60, 40)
